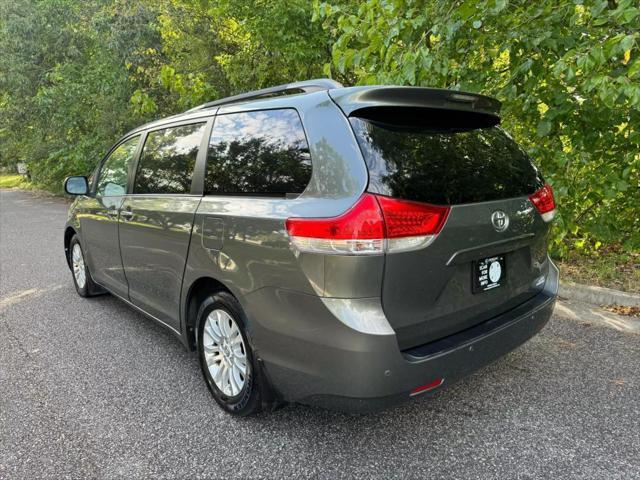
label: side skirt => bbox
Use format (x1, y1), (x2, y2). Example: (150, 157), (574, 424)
(95, 280), (188, 348)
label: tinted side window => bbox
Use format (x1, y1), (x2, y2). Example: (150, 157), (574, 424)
(134, 123), (206, 194)
(205, 109), (312, 196)
(96, 135), (140, 197)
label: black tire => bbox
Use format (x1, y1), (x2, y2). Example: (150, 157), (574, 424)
(68, 234), (101, 297)
(196, 291), (265, 416)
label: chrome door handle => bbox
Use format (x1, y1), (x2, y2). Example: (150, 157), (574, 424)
(120, 210), (134, 220)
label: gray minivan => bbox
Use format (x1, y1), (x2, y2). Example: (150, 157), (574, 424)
(64, 79), (558, 415)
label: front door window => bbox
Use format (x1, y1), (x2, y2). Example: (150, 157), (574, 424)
(96, 135), (140, 196)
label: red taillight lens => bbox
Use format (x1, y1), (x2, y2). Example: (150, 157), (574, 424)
(286, 194), (450, 255)
(285, 194), (385, 255)
(529, 184), (556, 222)
(285, 194), (384, 240)
(377, 195), (450, 238)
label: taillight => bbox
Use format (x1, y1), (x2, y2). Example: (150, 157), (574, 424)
(285, 194), (385, 255)
(529, 184), (556, 222)
(377, 195), (450, 253)
(285, 194), (450, 255)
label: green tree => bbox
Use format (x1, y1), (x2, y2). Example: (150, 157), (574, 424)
(0, 0), (159, 189)
(315, 0), (640, 255)
(128, 0), (336, 116)
(1, 0), (637, 257)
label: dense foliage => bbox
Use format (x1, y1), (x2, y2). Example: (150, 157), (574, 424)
(1, 0), (638, 256)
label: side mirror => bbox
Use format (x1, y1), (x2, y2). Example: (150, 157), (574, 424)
(64, 176), (89, 196)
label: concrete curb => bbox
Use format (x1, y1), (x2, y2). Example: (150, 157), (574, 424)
(559, 280), (640, 307)
(555, 298), (640, 334)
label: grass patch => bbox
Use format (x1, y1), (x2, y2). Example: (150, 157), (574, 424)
(556, 247), (640, 294)
(0, 174), (30, 189)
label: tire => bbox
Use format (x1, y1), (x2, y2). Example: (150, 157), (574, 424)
(69, 234), (101, 297)
(197, 291), (266, 416)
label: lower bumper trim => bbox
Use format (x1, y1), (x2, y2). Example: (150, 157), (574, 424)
(403, 287), (555, 361)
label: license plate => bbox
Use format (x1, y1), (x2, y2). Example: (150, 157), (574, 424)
(473, 255), (506, 293)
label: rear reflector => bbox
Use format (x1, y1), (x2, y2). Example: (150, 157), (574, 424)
(529, 183), (556, 222)
(410, 378), (444, 397)
(286, 194), (450, 255)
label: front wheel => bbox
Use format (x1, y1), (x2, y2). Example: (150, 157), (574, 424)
(197, 291), (266, 416)
(69, 235), (101, 297)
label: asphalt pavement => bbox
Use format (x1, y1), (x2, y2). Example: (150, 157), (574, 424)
(1, 188), (639, 479)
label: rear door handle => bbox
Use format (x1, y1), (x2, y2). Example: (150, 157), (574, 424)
(120, 209), (134, 220)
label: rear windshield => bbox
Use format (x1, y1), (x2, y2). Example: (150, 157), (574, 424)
(350, 117), (544, 205)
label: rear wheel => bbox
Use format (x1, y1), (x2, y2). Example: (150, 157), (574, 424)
(69, 235), (101, 297)
(197, 291), (265, 416)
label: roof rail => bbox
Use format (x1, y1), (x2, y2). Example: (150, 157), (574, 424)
(187, 78), (343, 112)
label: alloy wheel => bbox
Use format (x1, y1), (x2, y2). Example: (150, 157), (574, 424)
(202, 309), (248, 397)
(72, 243), (86, 289)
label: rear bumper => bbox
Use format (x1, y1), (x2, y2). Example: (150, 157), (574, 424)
(243, 259), (558, 412)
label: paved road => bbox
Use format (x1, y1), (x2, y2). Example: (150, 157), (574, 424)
(1, 189), (639, 479)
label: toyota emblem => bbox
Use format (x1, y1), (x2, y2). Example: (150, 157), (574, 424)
(491, 210), (509, 232)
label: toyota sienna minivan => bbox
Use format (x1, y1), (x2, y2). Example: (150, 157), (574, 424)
(63, 79), (558, 415)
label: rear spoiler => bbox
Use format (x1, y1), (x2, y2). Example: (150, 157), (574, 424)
(328, 86), (501, 125)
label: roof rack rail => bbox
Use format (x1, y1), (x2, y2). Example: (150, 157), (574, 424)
(187, 78), (343, 112)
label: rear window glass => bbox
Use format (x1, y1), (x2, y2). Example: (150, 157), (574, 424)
(205, 109), (312, 196)
(134, 123), (206, 195)
(350, 117), (544, 205)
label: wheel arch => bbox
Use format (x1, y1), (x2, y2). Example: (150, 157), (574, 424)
(64, 226), (77, 270)
(183, 276), (234, 351)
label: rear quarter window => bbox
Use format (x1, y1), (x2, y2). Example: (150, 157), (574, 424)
(205, 109), (312, 196)
(350, 117), (544, 205)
